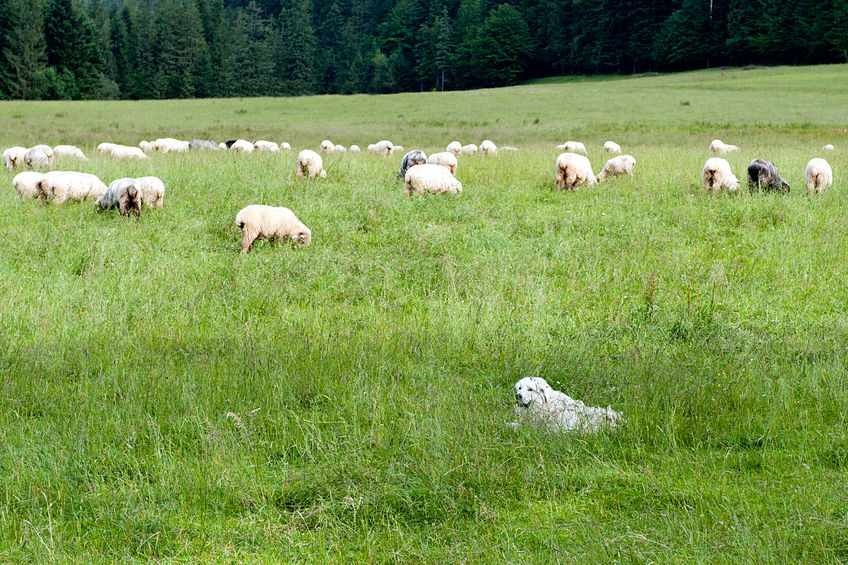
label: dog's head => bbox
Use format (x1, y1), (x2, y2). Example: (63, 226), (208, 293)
(514, 377), (553, 408)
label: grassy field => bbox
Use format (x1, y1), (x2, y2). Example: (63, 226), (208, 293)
(1, 64), (847, 562)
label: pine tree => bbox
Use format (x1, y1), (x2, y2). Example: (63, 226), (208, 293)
(470, 4), (530, 86)
(0, 0), (48, 99)
(277, 0), (318, 95)
(154, 0), (208, 98)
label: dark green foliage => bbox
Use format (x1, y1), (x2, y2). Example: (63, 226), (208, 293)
(2, 0), (846, 99)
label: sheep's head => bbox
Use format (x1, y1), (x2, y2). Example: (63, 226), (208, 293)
(294, 226), (312, 246)
(514, 377), (553, 408)
(780, 180), (791, 193)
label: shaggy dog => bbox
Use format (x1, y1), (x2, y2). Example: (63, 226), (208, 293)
(511, 377), (621, 433)
(747, 159), (790, 193)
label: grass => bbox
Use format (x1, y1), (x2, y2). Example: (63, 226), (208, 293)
(0, 64), (847, 561)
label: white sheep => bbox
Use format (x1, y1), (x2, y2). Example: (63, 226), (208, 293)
(349, 145), (361, 153)
(556, 141), (587, 155)
(254, 140), (280, 153)
(12, 171), (45, 199)
(152, 138), (190, 153)
(555, 153), (597, 191)
(24, 145), (54, 169)
(805, 158), (833, 194)
(110, 145), (149, 160)
(229, 139), (255, 153)
(597, 155), (637, 182)
(52, 145), (88, 161)
(709, 139), (739, 155)
(235, 205), (312, 252)
(97, 178), (143, 217)
(460, 144), (478, 155)
(702, 157), (739, 192)
(139, 140), (155, 153)
(480, 140), (497, 155)
(426, 151), (458, 176)
(823, 144), (835, 151)
(98, 142), (119, 155)
(280, 142), (292, 151)
(369, 140), (393, 156)
(404, 164), (462, 196)
(390, 145), (404, 154)
(511, 377), (622, 433)
(446, 141), (462, 155)
(334, 144), (347, 153)
(603, 141), (621, 154)
(296, 149), (326, 178)
(39, 171), (108, 204)
(135, 176), (166, 208)
(3, 146), (27, 170)
(320, 139), (335, 153)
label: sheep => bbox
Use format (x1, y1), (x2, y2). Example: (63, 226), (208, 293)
(349, 145), (361, 153)
(229, 139), (255, 153)
(3, 146), (27, 170)
(398, 149), (428, 178)
(109, 145), (149, 160)
(189, 139), (220, 151)
(235, 205), (312, 253)
(597, 155), (637, 182)
(280, 142), (292, 151)
(98, 142), (119, 155)
(404, 164), (462, 196)
(254, 140), (281, 153)
(480, 140), (498, 156)
(805, 158), (833, 194)
(555, 153), (597, 191)
(390, 145), (404, 154)
(52, 145), (88, 161)
(823, 144), (835, 151)
(709, 139), (739, 155)
(426, 151), (458, 176)
(369, 140), (393, 156)
(135, 176), (166, 208)
(223, 140), (238, 149)
(511, 377), (622, 433)
(296, 149), (326, 178)
(603, 141), (622, 154)
(152, 138), (190, 153)
(747, 160), (790, 193)
(24, 145), (54, 169)
(218, 142), (228, 150)
(96, 178), (143, 217)
(460, 144), (478, 155)
(446, 141), (462, 155)
(320, 139), (335, 153)
(11, 171), (45, 199)
(702, 157), (739, 193)
(139, 140), (155, 153)
(556, 141), (587, 155)
(334, 144), (347, 153)
(39, 171), (108, 204)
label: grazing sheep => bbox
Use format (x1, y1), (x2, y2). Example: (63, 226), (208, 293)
(390, 145), (404, 154)
(368, 140), (393, 156)
(152, 138), (190, 153)
(139, 140), (155, 153)
(24, 145), (54, 169)
(555, 152), (597, 191)
(12, 171), (45, 199)
(254, 140), (280, 153)
(446, 141), (462, 155)
(3, 146), (27, 170)
(280, 142), (292, 151)
(398, 149), (428, 178)
(296, 149), (326, 178)
(747, 160), (790, 193)
(39, 171), (108, 204)
(218, 142), (228, 150)
(404, 164), (462, 196)
(702, 157), (740, 192)
(709, 139), (739, 155)
(556, 141), (587, 155)
(53, 145), (88, 161)
(189, 139), (220, 151)
(97, 178), (143, 217)
(229, 139), (255, 153)
(110, 145), (149, 160)
(511, 377), (622, 433)
(320, 139), (335, 153)
(480, 140), (497, 155)
(349, 145), (361, 153)
(460, 144), (478, 155)
(334, 144), (347, 153)
(603, 141), (622, 154)
(135, 176), (166, 208)
(805, 158), (833, 194)
(427, 151), (458, 176)
(823, 144), (835, 151)
(98, 142), (119, 155)
(597, 155), (637, 182)
(235, 205), (312, 252)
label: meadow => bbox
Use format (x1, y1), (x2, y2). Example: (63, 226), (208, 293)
(1, 65), (847, 562)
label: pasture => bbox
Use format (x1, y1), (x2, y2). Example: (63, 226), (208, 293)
(1, 64), (847, 561)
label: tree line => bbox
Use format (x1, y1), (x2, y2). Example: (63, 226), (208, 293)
(1, 0), (846, 100)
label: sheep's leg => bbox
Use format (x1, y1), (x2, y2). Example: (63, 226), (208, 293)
(241, 229), (258, 253)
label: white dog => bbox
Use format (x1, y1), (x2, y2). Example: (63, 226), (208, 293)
(511, 377), (621, 433)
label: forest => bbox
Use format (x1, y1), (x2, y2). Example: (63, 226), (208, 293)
(1, 0), (847, 100)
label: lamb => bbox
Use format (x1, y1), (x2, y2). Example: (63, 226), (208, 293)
(39, 171), (108, 204)
(460, 144), (478, 155)
(511, 377), (622, 433)
(480, 140), (497, 155)
(189, 139), (220, 151)
(3, 146), (27, 170)
(702, 157), (740, 192)
(320, 140), (335, 153)
(404, 164), (462, 196)
(296, 149), (327, 178)
(135, 176), (166, 208)
(281, 142), (292, 151)
(229, 139), (255, 153)
(24, 145), (54, 169)
(152, 138), (190, 153)
(349, 145), (361, 153)
(12, 171), (45, 199)
(334, 144), (347, 153)
(96, 178), (143, 217)
(368, 140), (394, 156)
(52, 145), (88, 161)
(254, 140), (280, 153)
(709, 139), (739, 155)
(823, 144), (835, 151)
(109, 145), (149, 160)
(446, 141), (462, 155)
(597, 155), (636, 182)
(235, 205), (312, 253)
(747, 159), (790, 193)
(556, 141), (587, 155)
(805, 158), (833, 194)
(426, 151), (458, 176)
(398, 149), (428, 178)
(555, 152), (597, 191)
(603, 141), (622, 154)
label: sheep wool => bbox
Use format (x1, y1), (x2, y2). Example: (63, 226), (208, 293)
(97, 178), (143, 217)
(40, 171), (108, 204)
(235, 205), (312, 253)
(254, 140), (281, 153)
(446, 141), (462, 155)
(555, 153), (597, 190)
(3, 146), (27, 170)
(460, 144), (478, 155)
(480, 140), (498, 155)
(12, 171), (45, 199)
(603, 141), (622, 154)
(709, 139), (739, 155)
(427, 152), (458, 176)
(404, 164), (462, 196)
(805, 158), (833, 194)
(556, 141), (587, 155)
(296, 149), (327, 178)
(53, 145), (88, 161)
(702, 157), (739, 192)
(597, 155), (636, 182)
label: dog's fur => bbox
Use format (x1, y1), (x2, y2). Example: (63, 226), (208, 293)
(511, 377), (621, 433)
(747, 159), (790, 193)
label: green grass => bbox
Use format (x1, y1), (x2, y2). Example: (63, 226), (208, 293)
(0, 65), (847, 561)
